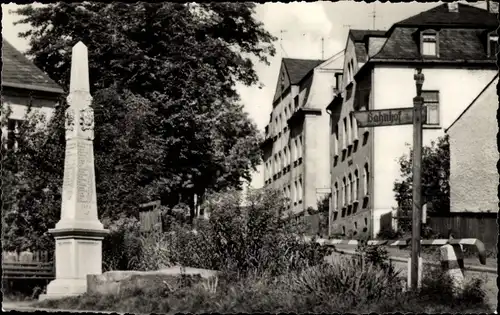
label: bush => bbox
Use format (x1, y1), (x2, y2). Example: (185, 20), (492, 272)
(132, 188), (332, 278)
(102, 216), (143, 271)
(285, 258), (402, 305)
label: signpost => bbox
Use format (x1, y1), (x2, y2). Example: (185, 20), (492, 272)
(353, 107), (427, 127)
(352, 68), (426, 291)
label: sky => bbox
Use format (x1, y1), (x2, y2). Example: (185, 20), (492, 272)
(1, 1), (489, 189)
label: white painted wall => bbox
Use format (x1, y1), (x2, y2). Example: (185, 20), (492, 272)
(371, 65), (497, 235)
(1, 95), (57, 141)
(448, 77), (499, 213)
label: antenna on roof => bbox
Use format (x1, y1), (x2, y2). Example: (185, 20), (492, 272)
(371, 3), (377, 30)
(279, 30), (288, 58)
(321, 37), (324, 60)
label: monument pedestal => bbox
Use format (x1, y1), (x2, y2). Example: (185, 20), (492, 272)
(40, 228), (108, 301)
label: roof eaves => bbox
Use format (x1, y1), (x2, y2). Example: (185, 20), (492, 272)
(445, 73), (499, 133)
(2, 81), (65, 95)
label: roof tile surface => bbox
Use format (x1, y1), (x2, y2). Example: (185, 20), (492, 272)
(2, 38), (64, 93)
(283, 58), (324, 85)
(396, 3), (498, 28)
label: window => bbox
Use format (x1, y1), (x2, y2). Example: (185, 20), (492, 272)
(288, 103), (292, 117)
(363, 163), (369, 196)
(287, 144), (291, 165)
(287, 185), (291, 206)
(335, 73), (343, 91)
(350, 60), (354, 81)
(351, 113), (358, 141)
(294, 95), (299, 109)
(298, 136), (303, 159)
(298, 178), (303, 202)
(422, 32), (437, 56)
(354, 170), (359, 201)
(489, 33), (498, 57)
(6, 119), (21, 150)
(347, 115), (352, 145)
(346, 64), (351, 83)
(334, 126), (339, 156)
(422, 91), (440, 126)
(283, 147), (288, 167)
(274, 117), (279, 135)
(347, 174), (352, 203)
(279, 114), (283, 132)
(274, 154), (278, 175)
(334, 182), (339, 211)
(278, 152), (282, 172)
(342, 118), (348, 149)
(333, 182), (338, 212)
(293, 139), (298, 162)
(342, 177), (347, 206)
(293, 181), (298, 204)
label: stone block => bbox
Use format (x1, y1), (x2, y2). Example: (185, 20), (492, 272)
(87, 266), (219, 296)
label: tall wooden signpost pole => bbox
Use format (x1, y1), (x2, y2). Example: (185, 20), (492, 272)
(411, 69), (425, 290)
(353, 68), (426, 291)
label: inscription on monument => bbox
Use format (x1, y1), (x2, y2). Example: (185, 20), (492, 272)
(62, 142), (77, 200)
(76, 142), (93, 204)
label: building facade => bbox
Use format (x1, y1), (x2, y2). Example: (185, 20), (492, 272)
(1, 38), (64, 149)
(328, 3), (499, 238)
(447, 74), (499, 213)
(262, 53), (344, 218)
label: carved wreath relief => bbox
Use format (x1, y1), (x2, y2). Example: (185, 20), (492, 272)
(79, 107), (94, 132)
(65, 108), (75, 133)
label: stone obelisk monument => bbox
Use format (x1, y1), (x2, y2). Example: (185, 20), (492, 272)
(40, 42), (108, 300)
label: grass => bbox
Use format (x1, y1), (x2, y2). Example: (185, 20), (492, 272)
(33, 256), (492, 314)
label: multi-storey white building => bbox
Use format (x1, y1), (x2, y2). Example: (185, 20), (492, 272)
(262, 53), (344, 219)
(328, 3), (498, 238)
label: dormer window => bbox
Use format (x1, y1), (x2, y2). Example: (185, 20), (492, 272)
(488, 32), (498, 57)
(334, 73), (343, 92)
(421, 31), (438, 57)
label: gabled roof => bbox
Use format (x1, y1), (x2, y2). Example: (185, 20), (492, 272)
(395, 3), (498, 28)
(283, 58), (324, 85)
(2, 38), (64, 94)
(446, 73), (499, 133)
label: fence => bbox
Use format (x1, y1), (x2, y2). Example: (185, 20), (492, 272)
(139, 200), (162, 232)
(2, 250), (55, 281)
(426, 212), (497, 252)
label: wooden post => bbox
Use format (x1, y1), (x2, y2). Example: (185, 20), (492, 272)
(411, 68), (425, 291)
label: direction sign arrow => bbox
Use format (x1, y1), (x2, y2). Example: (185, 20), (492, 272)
(353, 107), (427, 128)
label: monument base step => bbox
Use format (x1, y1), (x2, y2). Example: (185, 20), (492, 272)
(40, 278), (87, 301)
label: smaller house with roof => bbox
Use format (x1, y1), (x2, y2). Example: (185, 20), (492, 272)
(446, 73), (498, 213)
(261, 52), (344, 220)
(1, 38), (65, 149)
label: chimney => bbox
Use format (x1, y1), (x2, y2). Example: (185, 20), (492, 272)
(487, 0), (499, 14)
(447, 3), (459, 13)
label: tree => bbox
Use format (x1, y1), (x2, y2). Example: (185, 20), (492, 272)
(1, 101), (65, 252)
(394, 135), (450, 221)
(8, 2), (275, 223)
